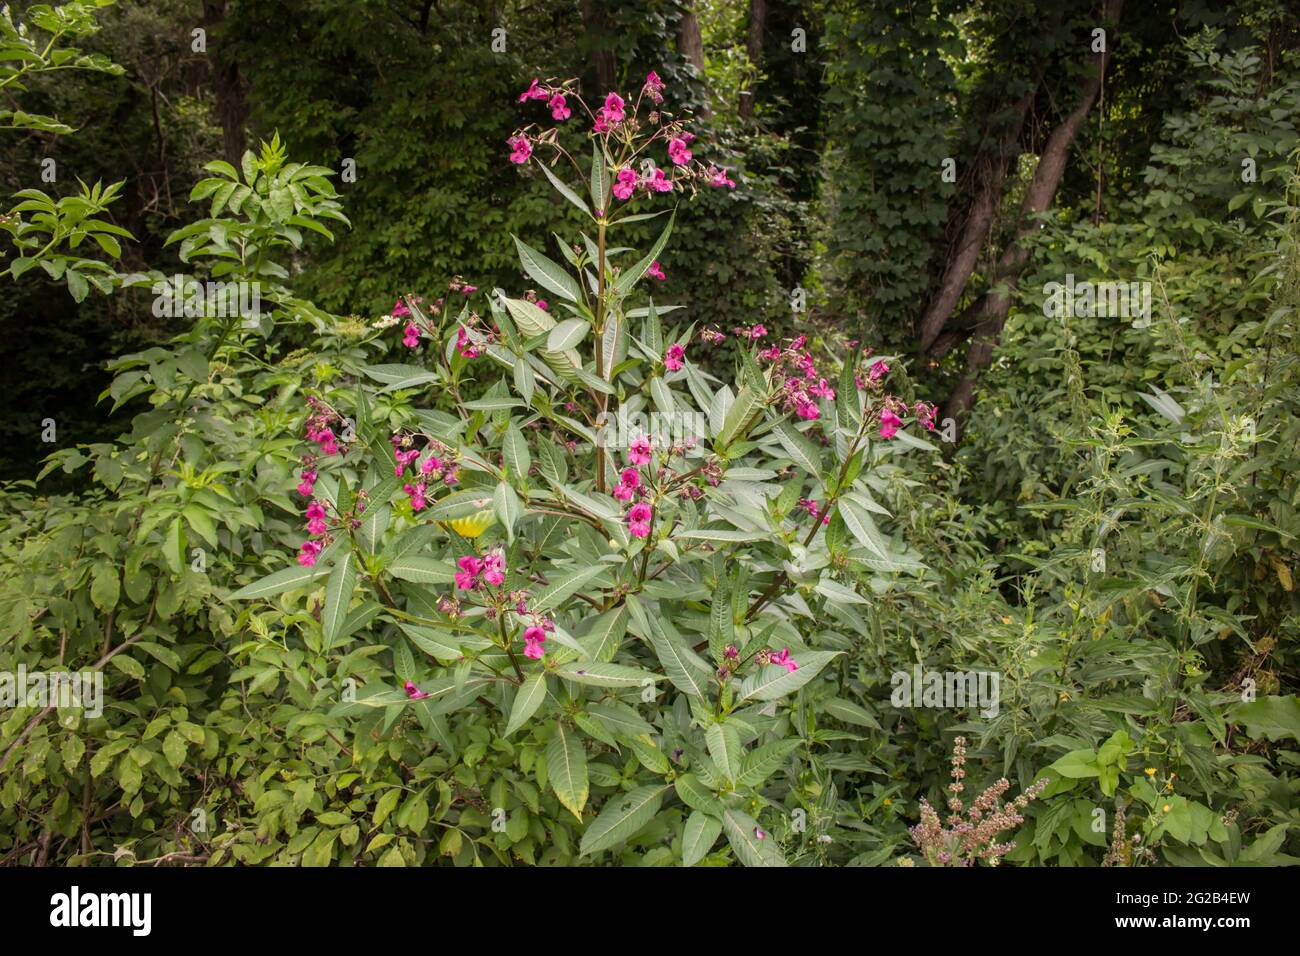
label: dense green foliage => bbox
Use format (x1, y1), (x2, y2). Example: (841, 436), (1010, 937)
(1, 0), (1298, 868)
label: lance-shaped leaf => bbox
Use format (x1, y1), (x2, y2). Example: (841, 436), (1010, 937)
(614, 209), (676, 296)
(735, 738), (804, 789)
(579, 784), (669, 857)
(504, 671), (549, 737)
(721, 808), (788, 867)
(705, 723), (743, 783)
(513, 235), (581, 302)
(228, 548), (337, 600)
(647, 622), (712, 698)
(771, 418), (823, 482)
(530, 564), (608, 612)
(589, 142), (611, 211)
(547, 722), (589, 821)
(682, 811), (722, 866)
(539, 161), (591, 218)
(321, 551), (358, 649)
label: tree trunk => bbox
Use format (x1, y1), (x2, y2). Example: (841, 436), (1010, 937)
(677, 4), (711, 118)
(916, 88), (1036, 353)
(943, 0), (1124, 431)
(580, 0), (617, 93)
(738, 0), (766, 120)
(202, 1), (248, 168)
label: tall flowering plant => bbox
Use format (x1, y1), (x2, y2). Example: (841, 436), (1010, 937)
(231, 72), (940, 865)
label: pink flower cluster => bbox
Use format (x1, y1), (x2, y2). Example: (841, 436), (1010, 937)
(798, 498), (832, 526)
(455, 548), (506, 590)
(304, 397), (343, 457)
(759, 334), (836, 421)
(612, 439), (655, 538)
(297, 498), (331, 567)
(663, 342), (685, 371)
(510, 73), (737, 197)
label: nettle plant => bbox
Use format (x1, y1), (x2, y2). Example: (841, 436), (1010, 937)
(231, 73), (941, 865)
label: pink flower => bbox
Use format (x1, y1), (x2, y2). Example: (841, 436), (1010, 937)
(456, 325), (479, 358)
(482, 550), (506, 587)
(647, 260), (666, 281)
(548, 93), (571, 121)
(612, 166), (638, 201)
(404, 680), (431, 700)
(536, 299), (548, 311)
(394, 448), (420, 477)
(664, 343), (685, 370)
(403, 323), (421, 348)
(795, 399), (820, 421)
(627, 502), (653, 538)
(628, 436), (652, 466)
(297, 539), (323, 567)
(461, 284), (477, 295)
(603, 92), (625, 125)
(612, 482), (634, 502)
(455, 554), (482, 590)
(879, 408), (901, 439)
(620, 468), (641, 489)
(808, 378), (835, 400)
(770, 648), (798, 673)
(522, 625), (547, 660)
(750, 324), (768, 339)
(869, 360), (889, 382)
(518, 78), (547, 102)
(296, 479), (315, 496)
(404, 482), (427, 511)
(421, 455), (442, 476)
(708, 166), (736, 189)
(391, 299), (411, 318)
(592, 112), (610, 134)
(667, 137), (693, 166)
(508, 134), (533, 165)
(915, 401), (937, 431)
(646, 168), (673, 193)
(643, 70), (665, 104)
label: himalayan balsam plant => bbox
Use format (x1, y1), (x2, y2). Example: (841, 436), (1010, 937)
(231, 72), (941, 865)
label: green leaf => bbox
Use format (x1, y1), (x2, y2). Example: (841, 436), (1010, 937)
(615, 210), (676, 296)
(589, 142), (611, 212)
(539, 161), (592, 218)
(1230, 696), (1300, 743)
(771, 419), (823, 481)
(579, 784), (668, 856)
(721, 808), (787, 867)
(386, 556), (455, 585)
(736, 738), (803, 788)
(648, 624), (712, 699)
(503, 422), (531, 482)
(321, 552), (358, 650)
(547, 722), (589, 821)
(530, 565), (607, 612)
(228, 553), (334, 600)
(493, 481), (521, 542)
(513, 235), (581, 302)
(682, 811), (722, 866)
(548, 318), (589, 351)
(553, 662), (661, 689)
(705, 723), (742, 783)
(838, 497), (890, 561)
(505, 672), (548, 737)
